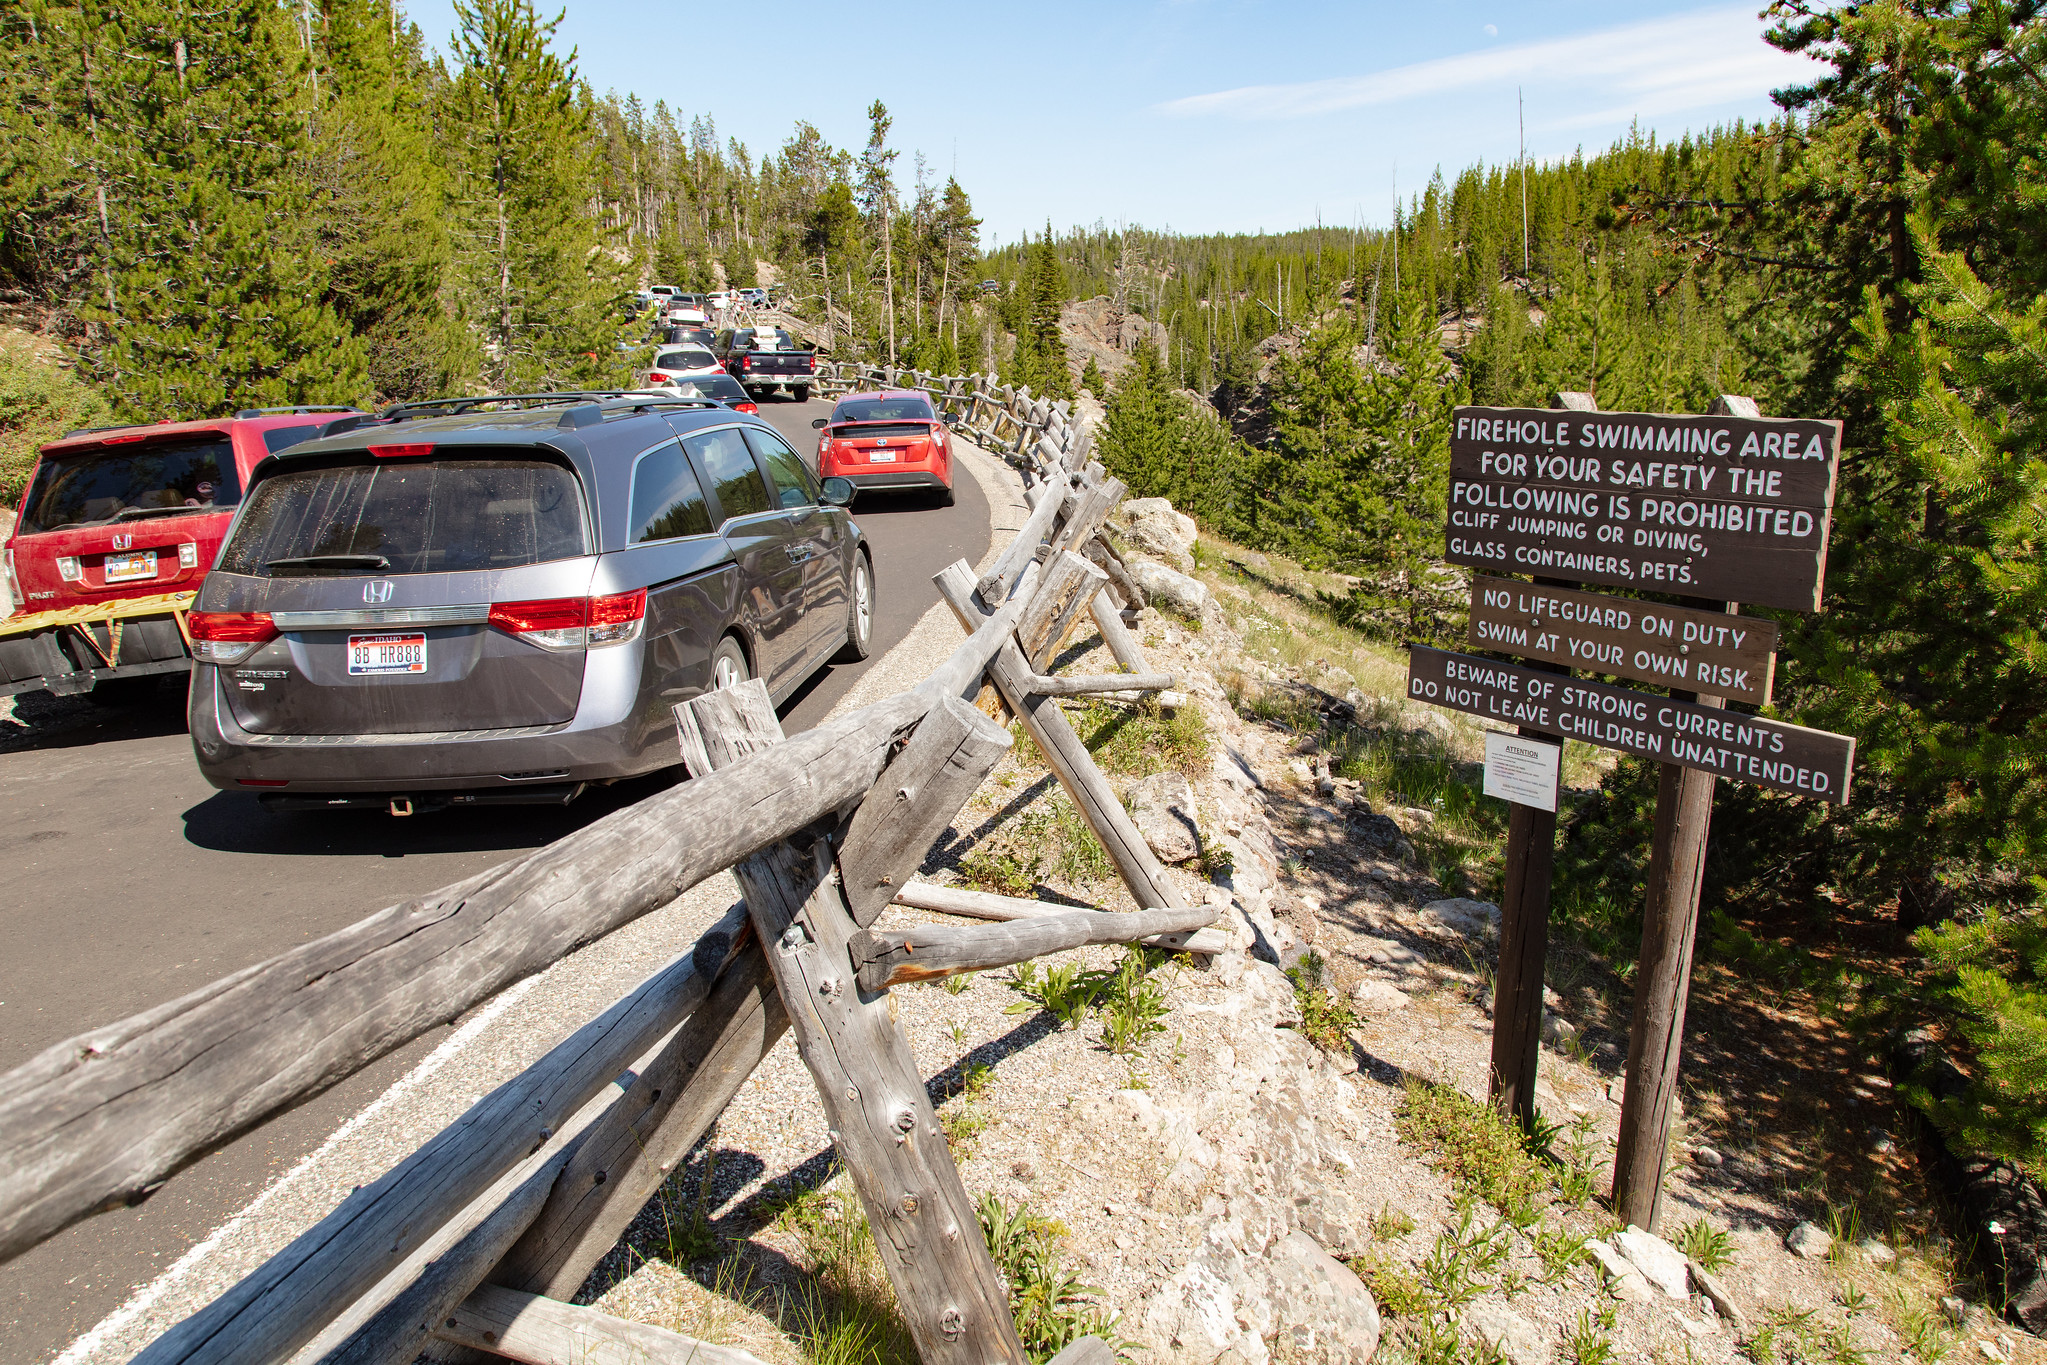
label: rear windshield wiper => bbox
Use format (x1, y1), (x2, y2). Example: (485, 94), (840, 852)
(115, 504), (208, 521)
(264, 554), (391, 576)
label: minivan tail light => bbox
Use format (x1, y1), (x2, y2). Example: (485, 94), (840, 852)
(586, 588), (647, 646)
(648, 371), (669, 383)
(189, 609), (279, 663)
(490, 590), (645, 651)
(368, 443), (436, 459)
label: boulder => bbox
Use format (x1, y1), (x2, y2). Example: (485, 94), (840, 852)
(1128, 558), (1209, 620)
(1289, 1184), (1372, 1260)
(1421, 898), (1502, 942)
(1261, 1230), (1382, 1363)
(1128, 771), (1200, 863)
(1351, 980), (1410, 1015)
(1347, 811), (1414, 861)
(1464, 1302), (1549, 1365)
(1120, 497), (1198, 571)
(1585, 1240), (1653, 1302)
(1614, 1226), (1690, 1300)
(1786, 1221), (1834, 1259)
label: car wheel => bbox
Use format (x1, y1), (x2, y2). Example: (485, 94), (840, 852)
(793, 385), (810, 403)
(832, 553), (874, 662)
(710, 635), (749, 691)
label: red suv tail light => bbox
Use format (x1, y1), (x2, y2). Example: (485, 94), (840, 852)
(648, 371), (670, 383)
(736, 401), (759, 415)
(490, 590), (646, 651)
(189, 610), (279, 664)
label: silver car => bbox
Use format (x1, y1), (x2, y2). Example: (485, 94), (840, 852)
(187, 393), (874, 812)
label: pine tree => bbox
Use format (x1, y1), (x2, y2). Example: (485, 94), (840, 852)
(442, 0), (627, 393)
(31, 0), (368, 416)
(1011, 226), (1072, 398)
(1079, 354), (1105, 396)
(857, 101), (897, 366)
(1099, 341), (1176, 494)
(311, 0), (469, 400)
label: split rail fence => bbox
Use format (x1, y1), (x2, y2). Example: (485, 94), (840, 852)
(0, 373), (1222, 1365)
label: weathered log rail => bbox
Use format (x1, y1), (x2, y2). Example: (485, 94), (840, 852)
(0, 373), (1190, 1365)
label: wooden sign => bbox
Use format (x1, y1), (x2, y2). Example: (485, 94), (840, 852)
(1445, 406), (1842, 610)
(1406, 645), (1855, 803)
(1466, 575), (1779, 705)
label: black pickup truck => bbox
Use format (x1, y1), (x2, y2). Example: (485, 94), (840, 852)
(713, 327), (816, 402)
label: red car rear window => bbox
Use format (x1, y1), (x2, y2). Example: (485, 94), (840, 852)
(19, 437), (240, 535)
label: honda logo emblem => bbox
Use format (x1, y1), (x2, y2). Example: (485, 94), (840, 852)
(110, 533), (133, 550)
(363, 581), (394, 604)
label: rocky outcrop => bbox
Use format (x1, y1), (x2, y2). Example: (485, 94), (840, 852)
(1128, 559), (1210, 620)
(1128, 771), (1200, 864)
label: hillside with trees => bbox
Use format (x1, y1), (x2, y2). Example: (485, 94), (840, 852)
(968, 4), (2047, 1184)
(0, 0), (988, 419)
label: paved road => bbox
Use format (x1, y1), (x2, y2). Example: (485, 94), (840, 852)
(0, 395), (991, 1361)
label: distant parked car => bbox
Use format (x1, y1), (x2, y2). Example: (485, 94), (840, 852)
(644, 346), (723, 387)
(740, 288), (768, 307)
(812, 389), (954, 507)
(187, 393), (873, 812)
(657, 325), (718, 350)
(661, 372), (759, 415)
(979, 279), (1000, 294)
(707, 290), (735, 313)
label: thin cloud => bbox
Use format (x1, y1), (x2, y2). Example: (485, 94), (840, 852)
(1156, 5), (1823, 122)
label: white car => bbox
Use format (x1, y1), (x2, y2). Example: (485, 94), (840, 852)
(666, 306), (710, 329)
(643, 346), (723, 388)
(707, 291), (736, 313)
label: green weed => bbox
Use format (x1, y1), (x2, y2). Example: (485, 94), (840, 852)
(960, 846), (1036, 897)
(977, 1194), (1126, 1361)
(1534, 1226), (1591, 1283)
(941, 972), (975, 996)
(938, 1062), (994, 1152)
(1676, 1217), (1735, 1273)
(1744, 1305), (1870, 1365)
(1072, 697), (1210, 778)
(1371, 1205), (1418, 1240)
(1416, 1206), (1514, 1308)
(1564, 1305), (1618, 1365)
(1097, 950), (1168, 1055)
(776, 1179), (914, 1365)
(1394, 1080), (1551, 1222)
(1351, 1252), (1430, 1317)
(1007, 960), (1094, 1029)
(1286, 950), (1359, 1054)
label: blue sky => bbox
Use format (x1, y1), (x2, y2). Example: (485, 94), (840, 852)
(400, 0), (1826, 247)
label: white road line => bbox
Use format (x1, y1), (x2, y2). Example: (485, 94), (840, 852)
(53, 977), (536, 1365)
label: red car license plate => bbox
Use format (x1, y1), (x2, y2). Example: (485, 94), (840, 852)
(347, 632), (427, 675)
(103, 550), (158, 583)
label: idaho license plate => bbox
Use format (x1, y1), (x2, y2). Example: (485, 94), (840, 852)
(347, 632), (427, 675)
(869, 450), (898, 462)
(103, 550), (157, 583)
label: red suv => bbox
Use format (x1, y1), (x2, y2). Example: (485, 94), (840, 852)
(811, 389), (955, 507)
(1, 407), (361, 702)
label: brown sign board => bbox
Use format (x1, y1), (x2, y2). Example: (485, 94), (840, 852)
(1406, 645), (1855, 804)
(1445, 406), (1843, 611)
(1466, 576), (1779, 706)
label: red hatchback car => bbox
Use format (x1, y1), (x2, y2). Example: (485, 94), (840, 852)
(812, 389), (954, 506)
(1, 406), (360, 700)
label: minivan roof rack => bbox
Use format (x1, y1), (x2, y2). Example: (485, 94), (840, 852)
(233, 405), (359, 419)
(377, 391), (733, 425)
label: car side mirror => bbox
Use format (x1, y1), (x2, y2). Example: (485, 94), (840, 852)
(944, 412), (962, 428)
(811, 417), (828, 429)
(820, 476), (855, 507)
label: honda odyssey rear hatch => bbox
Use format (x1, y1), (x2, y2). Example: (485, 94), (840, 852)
(196, 449), (601, 735)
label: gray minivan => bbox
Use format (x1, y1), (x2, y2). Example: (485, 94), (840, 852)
(186, 393), (873, 812)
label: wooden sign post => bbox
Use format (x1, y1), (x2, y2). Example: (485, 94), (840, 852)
(1415, 394), (1856, 1231)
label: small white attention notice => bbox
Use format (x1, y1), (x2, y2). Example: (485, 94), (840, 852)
(1484, 731), (1561, 812)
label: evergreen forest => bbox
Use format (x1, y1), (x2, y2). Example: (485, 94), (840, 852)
(0, 0), (2045, 1177)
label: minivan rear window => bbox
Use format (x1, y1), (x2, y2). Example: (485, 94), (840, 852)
(217, 458), (586, 576)
(19, 436), (239, 535)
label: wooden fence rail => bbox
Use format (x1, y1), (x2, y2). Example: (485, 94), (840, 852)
(1, 365), (1189, 1365)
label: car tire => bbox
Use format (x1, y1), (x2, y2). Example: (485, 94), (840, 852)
(832, 553), (874, 662)
(793, 385), (810, 403)
(709, 635), (750, 691)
